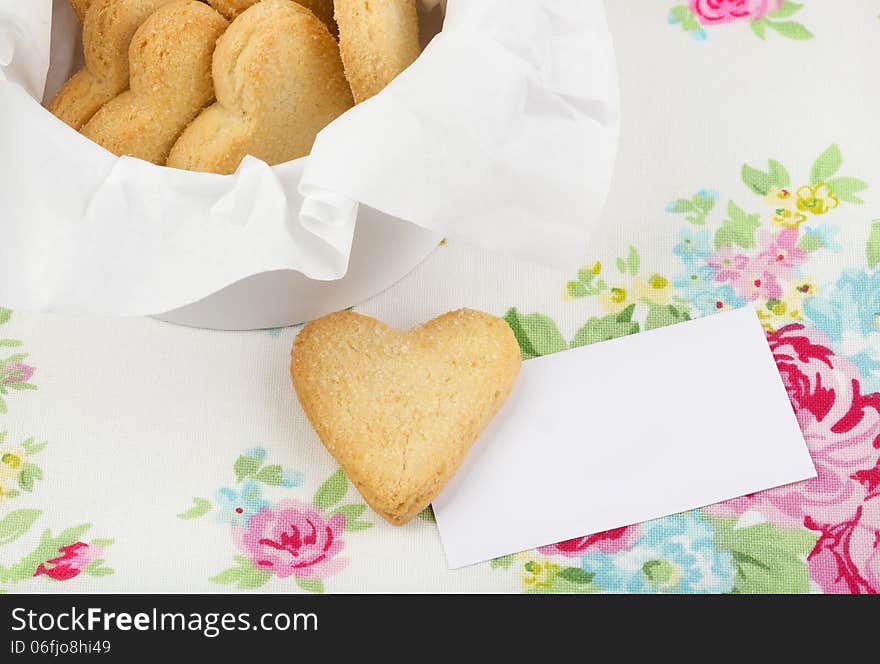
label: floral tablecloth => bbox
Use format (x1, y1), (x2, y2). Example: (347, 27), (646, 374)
(1, 0), (879, 594)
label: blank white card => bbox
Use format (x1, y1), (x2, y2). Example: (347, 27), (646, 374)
(432, 307), (816, 568)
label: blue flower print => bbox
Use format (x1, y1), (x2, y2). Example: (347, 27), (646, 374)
(581, 511), (735, 594)
(281, 468), (305, 488)
(673, 227), (712, 267)
(675, 264), (744, 316)
(801, 225), (842, 252)
(216, 480), (271, 527)
(804, 269), (880, 342)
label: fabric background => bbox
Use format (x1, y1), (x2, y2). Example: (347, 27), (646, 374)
(1, 0), (878, 593)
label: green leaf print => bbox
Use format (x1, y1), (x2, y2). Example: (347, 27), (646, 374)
(84, 559), (114, 577)
(558, 567), (594, 585)
(21, 438), (47, 455)
(666, 199), (694, 214)
(692, 190), (717, 211)
(769, 1), (803, 19)
(417, 506), (436, 523)
(6, 382), (36, 392)
(741, 164), (772, 196)
(330, 503), (367, 528)
(210, 555), (272, 590)
(313, 468), (347, 510)
(490, 554), (516, 570)
(714, 200), (761, 250)
(668, 4), (701, 33)
(749, 19), (767, 39)
(0, 509), (41, 546)
(177, 497), (212, 520)
(17, 463), (42, 492)
(0, 309), (11, 325)
(346, 521), (374, 531)
(253, 464), (284, 486)
(626, 246), (640, 276)
(233, 454), (262, 482)
(767, 159), (791, 188)
(711, 517), (818, 593)
(610, 246), (644, 277)
(5, 524), (92, 582)
(566, 263), (607, 298)
(645, 304), (692, 331)
(523, 570), (597, 594)
(664, 193), (714, 225)
(765, 20), (813, 40)
(668, 5), (690, 23)
(826, 176), (868, 204)
(503, 308), (567, 359)
(570, 305), (640, 348)
(742, 159), (790, 195)
(295, 577), (324, 594)
(810, 145), (842, 185)
(797, 233), (823, 252)
(867, 221), (880, 269)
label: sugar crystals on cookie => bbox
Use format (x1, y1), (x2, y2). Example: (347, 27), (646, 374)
(335, 0), (422, 103)
(166, 0), (353, 174)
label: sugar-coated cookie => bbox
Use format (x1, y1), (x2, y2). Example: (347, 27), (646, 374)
(167, 0), (352, 174)
(290, 309), (522, 525)
(48, 0), (177, 130)
(80, 1), (228, 164)
(335, 0), (421, 103)
(206, 0), (336, 33)
(70, 0), (94, 24)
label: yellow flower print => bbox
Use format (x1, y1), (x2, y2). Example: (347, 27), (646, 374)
(0, 447), (24, 484)
(756, 280), (816, 328)
(522, 559), (560, 590)
(792, 278), (817, 299)
(0, 447), (25, 502)
(765, 186), (807, 228)
(634, 273), (672, 306)
(773, 207), (808, 229)
(796, 183), (839, 216)
(598, 286), (632, 314)
(641, 559), (683, 592)
(765, 186), (794, 207)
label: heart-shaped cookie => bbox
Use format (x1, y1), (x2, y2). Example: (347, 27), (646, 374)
(290, 309), (521, 525)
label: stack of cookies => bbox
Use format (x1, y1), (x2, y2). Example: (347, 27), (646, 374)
(48, 0), (422, 174)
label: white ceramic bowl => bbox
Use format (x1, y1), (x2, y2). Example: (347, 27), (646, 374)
(156, 208), (440, 330)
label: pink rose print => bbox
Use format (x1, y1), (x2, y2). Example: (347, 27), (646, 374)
(706, 325), (880, 529)
(707, 247), (749, 283)
(538, 525), (642, 558)
(689, 0), (778, 25)
(853, 460), (880, 502)
(756, 228), (808, 280)
(234, 499), (347, 579)
(1, 361), (34, 385)
(34, 542), (104, 581)
(733, 260), (783, 301)
(806, 499), (880, 594)
(770, 325), (880, 448)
